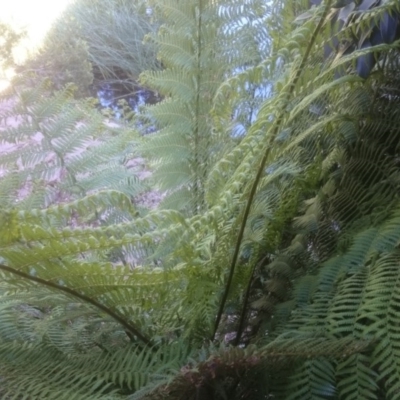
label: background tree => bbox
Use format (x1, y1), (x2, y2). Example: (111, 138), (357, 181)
(21, 0), (159, 97)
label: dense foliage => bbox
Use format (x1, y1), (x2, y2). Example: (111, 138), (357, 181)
(21, 0), (159, 96)
(0, 0), (400, 398)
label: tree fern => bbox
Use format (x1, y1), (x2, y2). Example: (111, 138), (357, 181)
(1, 0), (400, 398)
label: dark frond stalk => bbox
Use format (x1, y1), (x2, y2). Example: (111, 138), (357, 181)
(234, 254), (270, 346)
(212, 0), (334, 341)
(0, 263), (154, 347)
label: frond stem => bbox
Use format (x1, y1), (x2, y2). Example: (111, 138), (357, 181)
(233, 254), (269, 346)
(0, 263), (154, 347)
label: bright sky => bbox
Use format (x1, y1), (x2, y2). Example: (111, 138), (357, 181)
(1, 0), (72, 88)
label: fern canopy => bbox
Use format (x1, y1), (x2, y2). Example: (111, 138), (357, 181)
(1, 0), (400, 398)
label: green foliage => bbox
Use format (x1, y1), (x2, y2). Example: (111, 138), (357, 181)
(0, 81), (149, 267)
(22, 0), (158, 95)
(0, 82), (145, 207)
(63, 0), (159, 82)
(1, 0), (400, 399)
(22, 24), (94, 96)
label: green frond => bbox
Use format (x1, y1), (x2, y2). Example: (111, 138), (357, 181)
(0, 84), (145, 209)
(0, 340), (189, 399)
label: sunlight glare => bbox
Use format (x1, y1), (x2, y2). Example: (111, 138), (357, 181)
(1, 0), (72, 61)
